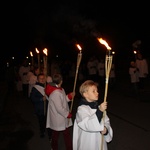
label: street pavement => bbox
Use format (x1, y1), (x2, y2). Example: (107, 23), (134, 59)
(0, 72), (150, 150)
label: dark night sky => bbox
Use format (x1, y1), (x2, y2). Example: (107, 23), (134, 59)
(1, 1), (150, 64)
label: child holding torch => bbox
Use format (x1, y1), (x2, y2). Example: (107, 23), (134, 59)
(73, 80), (113, 150)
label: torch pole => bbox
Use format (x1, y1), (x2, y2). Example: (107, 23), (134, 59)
(44, 55), (47, 116)
(43, 48), (48, 116)
(38, 54), (40, 70)
(68, 50), (82, 125)
(70, 50), (82, 112)
(101, 51), (113, 150)
(103, 53), (113, 102)
(31, 57), (34, 67)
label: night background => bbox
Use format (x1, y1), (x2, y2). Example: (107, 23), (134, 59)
(0, 2), (150, 150)
(1, 1), (150, 72)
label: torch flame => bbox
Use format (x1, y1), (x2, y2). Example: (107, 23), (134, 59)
(76, 44), (82, 51)
(35, 48), (39, 53)
(43, 48), (48, 56)
(30, 51), (33, 57)
(134, 50), (137, 54)
(98, 38), (111, 50)
(112, 51), (115, 54)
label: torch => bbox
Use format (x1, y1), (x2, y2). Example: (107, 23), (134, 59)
(43, 48), (48, 116)
(97, 38), (113, 150)
(43, 48), (48, 77)
(68, 44), (82, 124)
(30, 51), (34, 66)
(35, 48), (40, 69)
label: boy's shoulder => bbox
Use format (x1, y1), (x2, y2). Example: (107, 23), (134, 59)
(45, 83), (62, 96)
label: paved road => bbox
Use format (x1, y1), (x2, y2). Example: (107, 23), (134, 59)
(0, 73), (150, 150)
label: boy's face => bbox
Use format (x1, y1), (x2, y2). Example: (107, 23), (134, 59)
(83, 85), (99, 102)
(35, 68), (40, 75)
(38, 75), (45, 84)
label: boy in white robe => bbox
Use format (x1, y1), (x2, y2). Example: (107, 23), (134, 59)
(73, 80), (113, 150)
(45, 73), (75, 150)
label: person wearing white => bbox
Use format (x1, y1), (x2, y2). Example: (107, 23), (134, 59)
(135, 52), (149, 89)
(45, 73), (74, 150)
(73, 80), (113, 150)
(97, 59), (105, 86)
(109, 63), (116, 88)
(28, 67), (40, 98)
(87, 56), (99, 81)
(129, 61), (139, 83)
(18, 59), (30, 97)
(129, 61), (139, 97)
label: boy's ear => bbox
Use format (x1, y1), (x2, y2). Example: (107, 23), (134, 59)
(83, 92), (87, 98)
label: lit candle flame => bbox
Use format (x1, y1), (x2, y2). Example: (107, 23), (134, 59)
(43, 48), (48, 56)
(97, 38), (111, 50)
(30, 51), (33, 57)
(76, 44), (82, 51)
(35, 48), (39, 53)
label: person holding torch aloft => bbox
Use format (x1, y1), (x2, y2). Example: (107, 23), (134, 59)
(73, 80), (113, 150)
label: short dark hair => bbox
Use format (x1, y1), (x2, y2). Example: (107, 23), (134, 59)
(37, 73), (44, 80)
(52, 73), (63, 84)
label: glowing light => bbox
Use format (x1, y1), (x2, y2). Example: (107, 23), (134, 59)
(76, 44), (82, 51)
(97, 38), (111, 50)
(43, 48), (48, 56)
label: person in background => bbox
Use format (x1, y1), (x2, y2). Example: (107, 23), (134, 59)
(87, 56), (99, 82)
(5, 60), (16, 95)
(73, 80), (113, 150)
(45, 74), (53, 143)
(97, 59), (105, 87)
(30, 73), (48, 138)
(18, 59), (30, 98)
(28, 66), (40, 98)
(27, 65), (34, 82)
(135, 52), (149, 89)
(129, 61), (139, 98)
(109, 62), (116, 89)
(45, 73), (75, 150)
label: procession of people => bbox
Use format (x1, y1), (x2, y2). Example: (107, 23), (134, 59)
(3, 45), (149, 150)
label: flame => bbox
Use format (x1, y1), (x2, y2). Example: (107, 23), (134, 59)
(97, 38), (111, 50)
(112, 51), (115, 54)
(43, 48), (48, 56)
(76, 44), (82, 51)
(134, 50), (137, 54)
(35, 48), (39, 53)
(30, 51), (33, 57)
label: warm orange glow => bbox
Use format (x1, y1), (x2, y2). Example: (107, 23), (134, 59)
(97, 38), (111, 50)
(43, 48), (48, 56)
(30, 51), (33, 57)
(35, 48), (39, 53)
(76, 44), (82, 51)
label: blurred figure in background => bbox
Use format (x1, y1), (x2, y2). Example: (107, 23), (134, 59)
(135, 52), (149, 89)
(129, 61), (139, 98)
(30, 73), (48, 138)
(18, 59), (30, 98)
(97, 59), (105, 88)
(28, 66), (40, 98)
(87, 56), (99, 82)
(109, 61), (116, 89)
